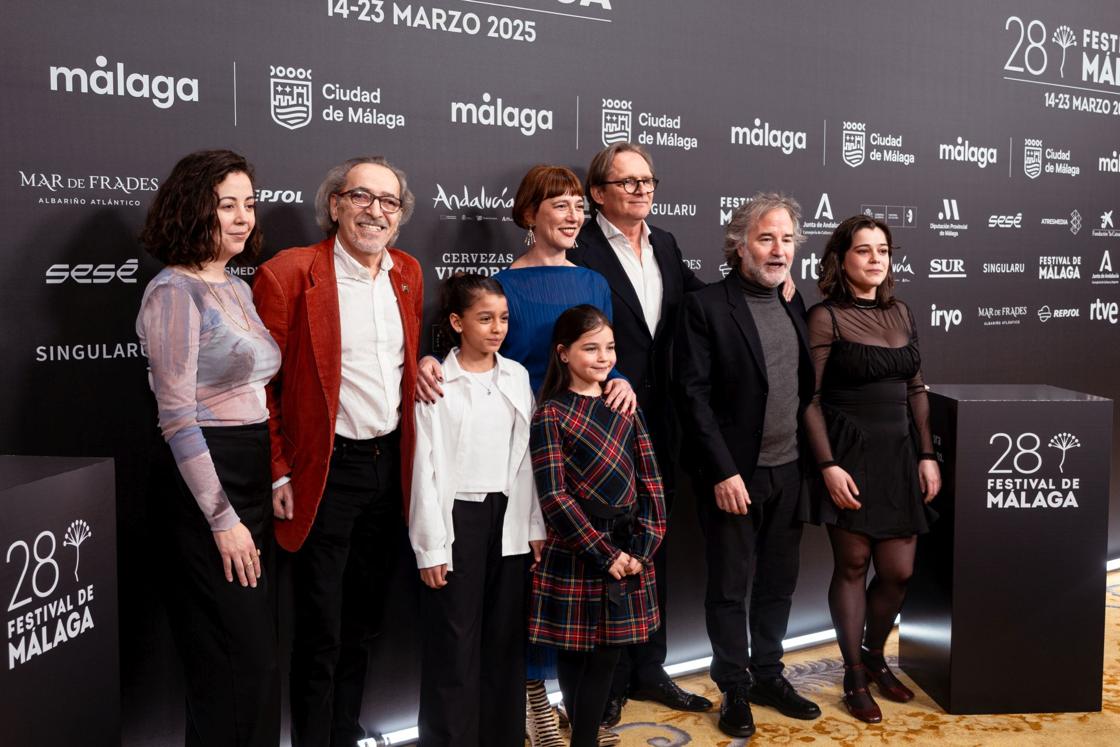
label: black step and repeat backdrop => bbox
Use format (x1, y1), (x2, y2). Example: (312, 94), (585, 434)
(3, 0), (1118, 742)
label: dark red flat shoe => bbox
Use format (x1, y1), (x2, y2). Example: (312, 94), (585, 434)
(861, 649), (915, 703)
(842, 687), (882, 723)
(842, 664), (883, 724)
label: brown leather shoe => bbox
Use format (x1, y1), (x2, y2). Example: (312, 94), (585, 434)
(842, 664), (882, 724)
(861, 647), (915, 703)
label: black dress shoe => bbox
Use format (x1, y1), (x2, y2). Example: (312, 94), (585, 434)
(600, 694), (626, 727)
(629, 679), (713, 712)
(718, 684), (756, 738)
(748, 674), (822, 720)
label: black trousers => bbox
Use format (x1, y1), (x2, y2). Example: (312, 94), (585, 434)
(608, 539), (670, 698)
(161, 423), (280, 747)
(609, 431), (676, 700)
(289, 432), (403, 747)
(698, 460), (804, 690)
(418, 493), (528, 747)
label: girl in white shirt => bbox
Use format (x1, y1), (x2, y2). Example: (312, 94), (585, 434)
(410, 272), (546, 747)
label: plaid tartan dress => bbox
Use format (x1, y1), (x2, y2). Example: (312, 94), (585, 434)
(528, 391), (667, 651)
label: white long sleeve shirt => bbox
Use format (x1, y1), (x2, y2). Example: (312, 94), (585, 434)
(409, 350), (546, 570)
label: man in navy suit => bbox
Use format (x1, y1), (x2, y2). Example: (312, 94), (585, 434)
(569, 143), (712, 723)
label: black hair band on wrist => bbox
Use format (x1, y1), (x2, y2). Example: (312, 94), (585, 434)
(818, 460), (838, 470)
(918, 452), (937, 461)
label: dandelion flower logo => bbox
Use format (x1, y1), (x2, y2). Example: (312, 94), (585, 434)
(1048, 432), (1081, 473)
(63, 519), (92, 582)
(1052, 26), (1076, 79)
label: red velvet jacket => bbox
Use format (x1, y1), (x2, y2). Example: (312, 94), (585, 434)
(252, 237), (423, 552)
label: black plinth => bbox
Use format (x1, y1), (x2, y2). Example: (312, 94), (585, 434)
(899, 385), (1112, 714)
(0, 456), (119, 746)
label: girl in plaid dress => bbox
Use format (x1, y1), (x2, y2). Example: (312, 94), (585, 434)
(529, 305), (667, 747)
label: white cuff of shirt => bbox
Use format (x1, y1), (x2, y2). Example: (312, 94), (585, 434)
(271, 475), (291, 490)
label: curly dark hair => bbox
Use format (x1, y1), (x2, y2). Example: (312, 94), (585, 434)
(140, 149), (262, 267)
(817, 214), (896, 307)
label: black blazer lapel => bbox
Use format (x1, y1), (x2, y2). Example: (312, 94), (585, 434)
(649, 230), (677, 340)
(723, 276), (767, 382)
(576, 220), (648, 336)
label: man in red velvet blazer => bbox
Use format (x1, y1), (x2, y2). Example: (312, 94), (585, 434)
(253, 156), (423, 747)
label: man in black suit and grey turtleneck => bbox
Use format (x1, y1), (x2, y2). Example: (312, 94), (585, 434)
(673, 193), (822, 739)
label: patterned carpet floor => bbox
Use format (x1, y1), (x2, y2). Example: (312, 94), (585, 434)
(605, 572), (1120, 746)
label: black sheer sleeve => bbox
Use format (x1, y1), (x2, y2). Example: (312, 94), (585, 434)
(900, 301), (935, 456)
(802, 303), (838, 467)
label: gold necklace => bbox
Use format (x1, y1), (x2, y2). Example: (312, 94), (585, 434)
(189, 269), (252, 332)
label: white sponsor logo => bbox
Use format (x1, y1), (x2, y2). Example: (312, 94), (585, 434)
(929, 258), (967, 279)
(45, 259), (138, 285)
(49, 55), (198, 109)
(988, 212), (1023, 228)
(802, 193), (839, 236)
(5, 519), (99, 670)
(860, 204), (917, 228)
(255, 189), (303, 204)
(1100, 150), (1120, 173)
(841, 121), (865, 167)
(815, 193), (833, 220)
(601, 98), (631, 146)
(1022, 137), (1079, 177)
(17, 170), (157, 207)
(1039, 255), (1081, 279)
(800, 252), (820, 280)
(929, 198), (967, 236)
(729, 118), (807, 154)
(892, 255), (915, 283)
(930, 304), (962, 331)
(649, 203), (696, 217)
(1092, 249), (1119, 284)
(1024, 139), (1043, 178)
(841, 121), (914, 166)
(982, 261), (1026, 274)
(978, 305), (1028, 326)
(432, 184), (514, 221)
(985, 431), (1082, 509)
(938, 199), (959, 221)
(1091, 209), (1120, 238)
(433, 251), (515, 279)
(938, 136), (998, 168)
(1037, 304), (1080, 322)
(270, 66), (312, 129)
(1089, 298), (1119, 323)
(450, 93), (553, 136)
(35, 341), (146, 362)
(719, 196), (751, 226)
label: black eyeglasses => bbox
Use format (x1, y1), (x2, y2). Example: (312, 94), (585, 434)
(335, 188), (403, 214)
(602, 177), (659, 194)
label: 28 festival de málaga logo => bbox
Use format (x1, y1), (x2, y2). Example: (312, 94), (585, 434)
(986, 431), (1084, 509)
(1002, 14), (1120, 115)
(6, 519), (97, 669)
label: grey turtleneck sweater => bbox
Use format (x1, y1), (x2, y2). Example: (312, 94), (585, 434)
(738, 271), (800, 467)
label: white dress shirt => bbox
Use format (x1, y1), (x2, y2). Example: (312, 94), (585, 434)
(409, 350), (546, 571)
(334, 238), (405, 439)
(597, 212), (663, 335)
(456, 367), (515, 498)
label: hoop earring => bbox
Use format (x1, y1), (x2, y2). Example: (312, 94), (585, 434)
(524, 225), (536, 247)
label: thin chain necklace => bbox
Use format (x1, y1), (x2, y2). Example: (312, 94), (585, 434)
(188, 268), (251, 331)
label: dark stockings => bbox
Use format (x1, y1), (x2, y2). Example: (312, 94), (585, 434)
(557, 646), (621, 747)
(826, 525), (916, 666)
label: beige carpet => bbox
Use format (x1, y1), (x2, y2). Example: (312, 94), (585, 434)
(609, 571), (1120, 745)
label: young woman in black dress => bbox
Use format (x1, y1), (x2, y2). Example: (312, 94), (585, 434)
(802, 215), (941, 723)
